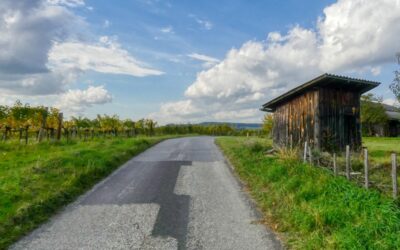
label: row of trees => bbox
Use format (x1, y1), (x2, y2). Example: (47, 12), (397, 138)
(0, 102), (253, 143)
(0, 102), (160, 143)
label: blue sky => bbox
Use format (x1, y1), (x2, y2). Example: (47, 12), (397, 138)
(78, 0), (333, 117)
(0, 0), (399, 123)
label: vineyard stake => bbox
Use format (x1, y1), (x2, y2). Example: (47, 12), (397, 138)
(392, 153), (398, 199)
(346, 145), (351, 180)
(364, 148), (369, 189)
(25, 126), (29, 145)
(57, 113), (63, 141)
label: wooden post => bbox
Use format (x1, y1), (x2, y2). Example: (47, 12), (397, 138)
(392, 153), (398, 199)
(333, 153), (338, 176)
(346, 145), (351, 180)
(308, 145), (313, 164)
(290, 134), (293, 149)
(38, 107), (48, 142)
(25, 125), (29, 145)
(364, 148), (369, 189)
(303, 141), (308, 163)
(57, 112), (63, 141)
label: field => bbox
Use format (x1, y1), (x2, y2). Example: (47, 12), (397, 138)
(363, 137), (400, 163)
(0, 136), (172, 249)
(216, 136), (400, 249)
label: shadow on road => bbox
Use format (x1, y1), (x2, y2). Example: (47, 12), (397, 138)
(81, 160), (192, 250)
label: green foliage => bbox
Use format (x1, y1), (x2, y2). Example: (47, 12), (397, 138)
(0, 102), (247, 141)
(0, 136), (172, 249)
(158, 123), (236, 136)
(262, 114), (274, 137)
(389, 53), (400, 102)
(217, 137), (400, 249)
(360, 94), (388, 136)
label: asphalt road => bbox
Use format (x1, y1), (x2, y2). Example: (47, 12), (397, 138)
(12, 136), (281, 250)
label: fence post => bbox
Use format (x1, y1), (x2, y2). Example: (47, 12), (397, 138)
(57, 112), (63, 141)
(38, 107), (48, 142)
(25, 125), (29, 145)
(346, 145), (351, 180)
(364, 148), (369, 189)
(392, 153), (398, 199)
(333, 153), (338, 176)
(303, 141), (308, 163)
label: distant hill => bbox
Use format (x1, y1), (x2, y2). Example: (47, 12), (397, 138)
(198, 122), (262, 130)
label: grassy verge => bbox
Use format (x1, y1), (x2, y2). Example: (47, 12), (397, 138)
(0, 136), (173, 249)
(216, 136), (400, 249)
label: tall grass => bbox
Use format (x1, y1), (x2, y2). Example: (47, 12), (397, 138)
(0, 136), (171, 249)
(216, 137), (400, 249)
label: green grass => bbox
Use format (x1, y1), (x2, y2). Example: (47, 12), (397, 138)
(363, 137), (400, 163)
(361, 137), (400, 194)
(216, 137), (400, 249)
(0, 136), (172, 249)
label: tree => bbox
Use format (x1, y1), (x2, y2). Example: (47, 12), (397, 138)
(360, 94), (388, 136)
(262, 114), (274, 137)
(389, 53), (400, 102)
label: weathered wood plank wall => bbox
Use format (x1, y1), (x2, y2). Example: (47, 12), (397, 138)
(319, 88), (361, 151)
(273, 87), (361, 152)
(273, 89), (319, 149)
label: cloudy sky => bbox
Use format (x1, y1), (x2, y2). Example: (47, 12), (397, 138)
(0, 0), (400, 124)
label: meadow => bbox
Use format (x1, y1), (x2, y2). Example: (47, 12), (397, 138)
(0, 136), (172, 249)
(216, 136), (400, 249)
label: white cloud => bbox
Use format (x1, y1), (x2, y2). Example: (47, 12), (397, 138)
(196, 18), (213, 30)
(49, 37), (164, 77)
(0, 0), (163, 117)
(188, 53), (220, 68)
(213, 108), (260, 122)
(160, 25), (173, 34)
(185, 26), (319, 102)
(47, 0), (85, 7)
(189, 14), (213, 30)
(103, 19), (110, 28)
(155, 0), (400, 123)
(56, 85), (112, 114)
(318, 0), (400, 73)
(383, 98), (398, 107)
(371, 67), (381, 76)
(0, 0), (86, 95)
(149, 100), (205, 124)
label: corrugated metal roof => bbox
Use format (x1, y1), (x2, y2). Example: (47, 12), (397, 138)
(386, 111), (400, 121)
(261, 73), (380, 112)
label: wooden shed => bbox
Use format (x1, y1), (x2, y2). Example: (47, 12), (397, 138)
(261, 74), (380, 152)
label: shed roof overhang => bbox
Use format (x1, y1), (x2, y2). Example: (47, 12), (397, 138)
(261, 73), (380, 112)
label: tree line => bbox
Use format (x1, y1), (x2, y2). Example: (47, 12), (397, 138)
(0, 101), (259, 143)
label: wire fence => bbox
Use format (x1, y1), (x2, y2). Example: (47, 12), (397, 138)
(303, 142), (398, 199)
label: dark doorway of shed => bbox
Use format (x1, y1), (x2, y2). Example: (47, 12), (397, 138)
(388, 120), (400, 137)
(344, 114), (356, 148)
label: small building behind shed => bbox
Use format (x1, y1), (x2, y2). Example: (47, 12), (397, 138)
(261, 74), (380, 152)
(371, 103), (400, 137)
